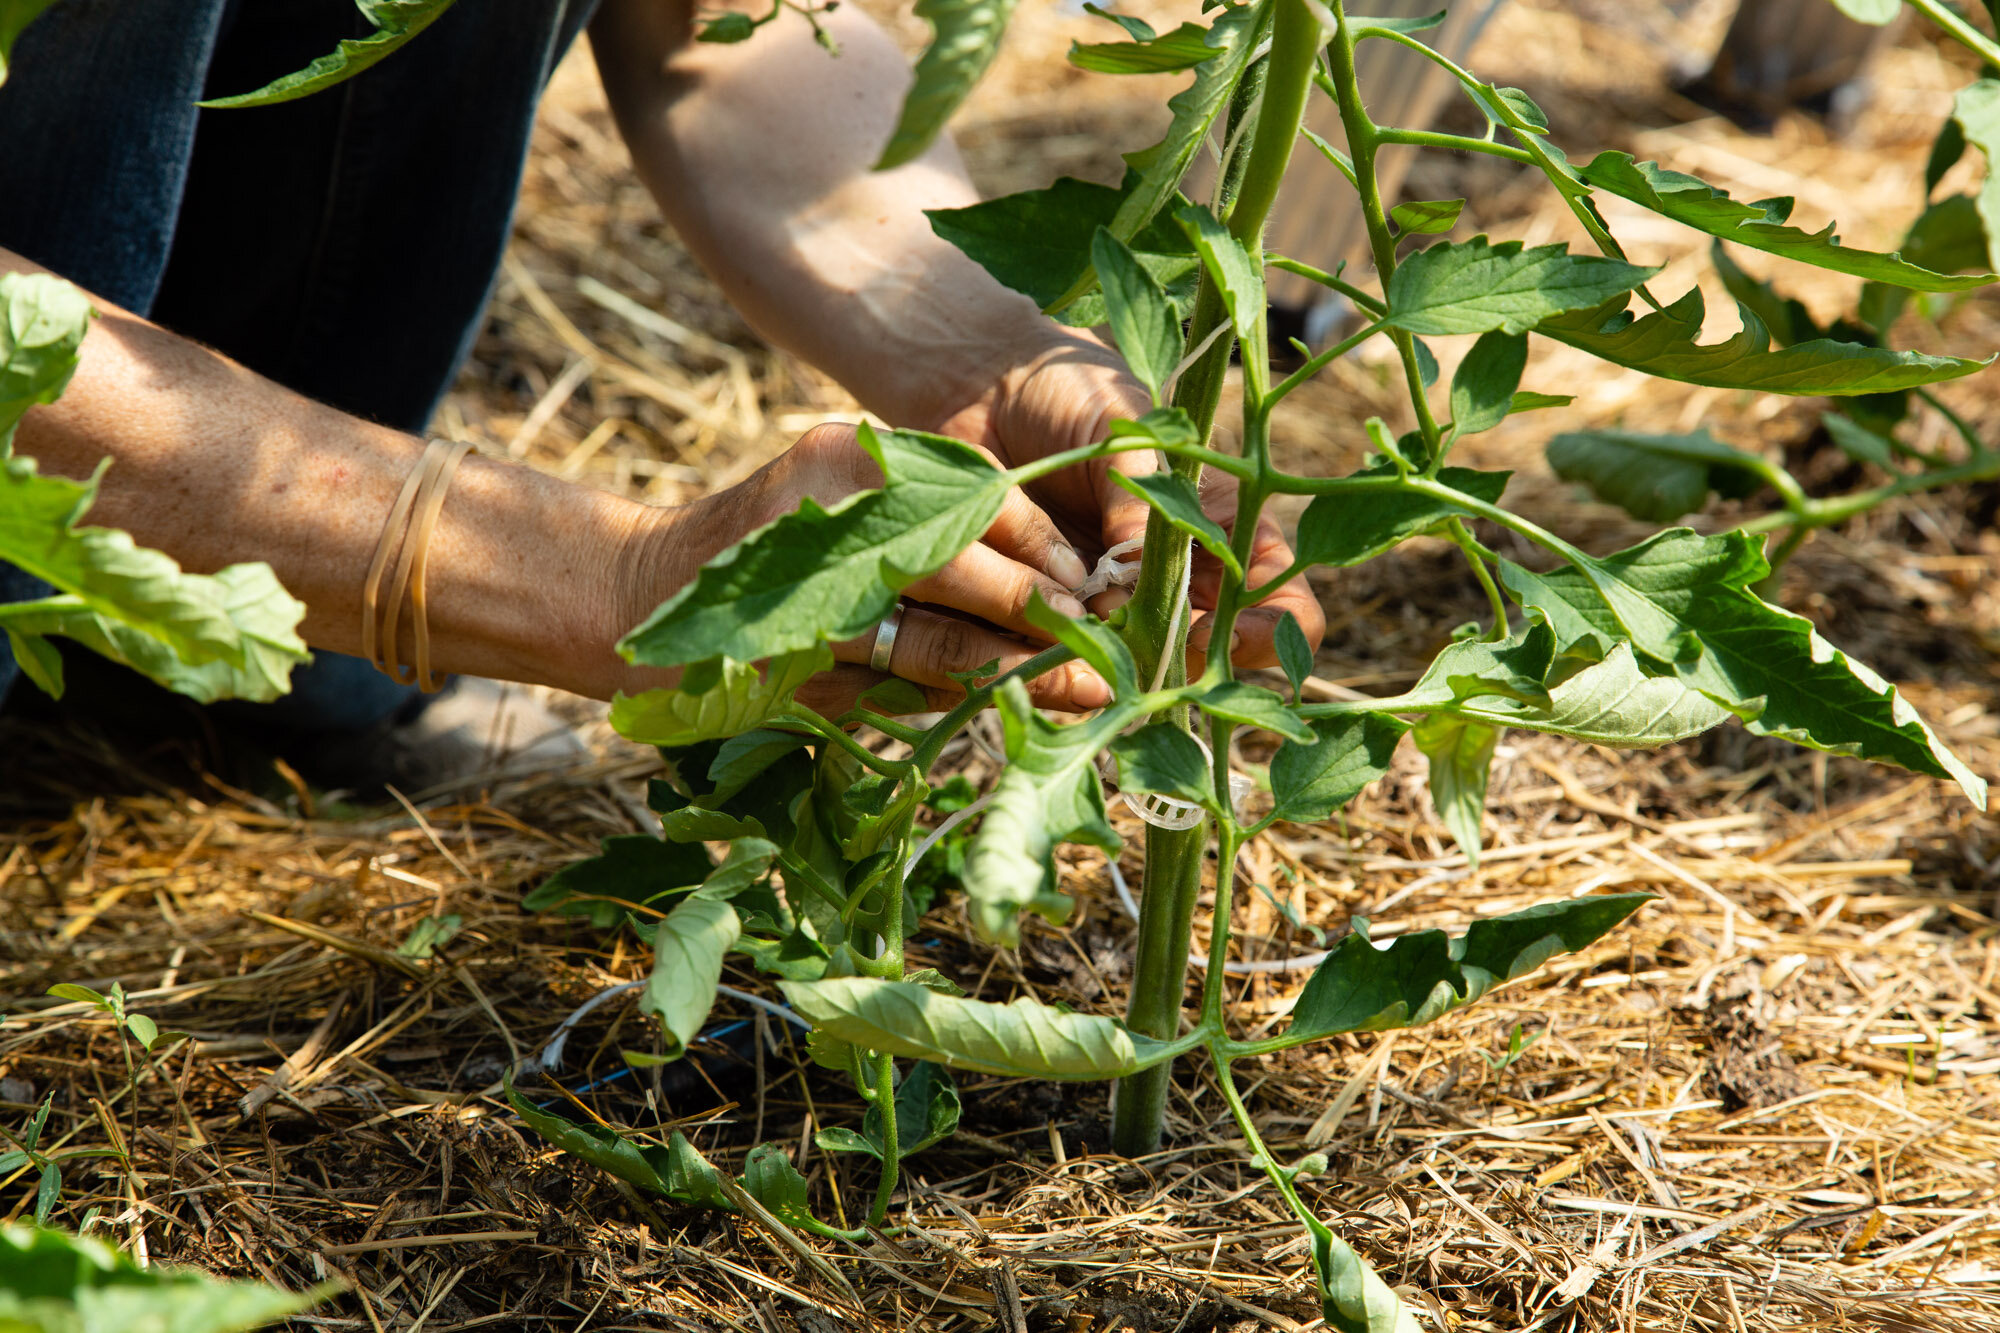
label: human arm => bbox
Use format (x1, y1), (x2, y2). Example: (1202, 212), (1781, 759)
(0, 248), (1108, 711)
(589, 0), (1326, 663)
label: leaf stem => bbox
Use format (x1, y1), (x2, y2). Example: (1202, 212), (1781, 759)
(778, 707), (916, 779)
(1320, 4), (1447, 470)
(908, 643), (1075, 772)
(1373, 125), (1535, 164)
(1266, 256), (1387, 316)
(1905, 0), (2000, 68)
(1735, 448), (2000, 534)
(1444, 518), (1511, 639)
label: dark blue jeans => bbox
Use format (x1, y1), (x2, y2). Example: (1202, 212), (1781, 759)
(0, 0), (598, 728)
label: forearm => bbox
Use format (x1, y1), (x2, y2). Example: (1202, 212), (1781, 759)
(2, 248), (706, 701)
(591, 0), (1058, 430)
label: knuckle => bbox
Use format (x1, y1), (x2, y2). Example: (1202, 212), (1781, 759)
(912, 614), (979, 682)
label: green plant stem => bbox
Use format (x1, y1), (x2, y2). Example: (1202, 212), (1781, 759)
(1266, 256), (1386, 316)
(1321, 5), (1446, 471)
(1756, 525), (1811, 595)
(1444, 518), (1510, 638)
(1736, 448), (2000, 534)
(779, 707), (915, 779)
(1210, 1052), (1314, 1218)
(1915, 386), (1989, 460)
(1373, 125), (1534, 164)
(1907, 0), (2000, 68)
(1269, 319), (1387, 404)
(1111, 0), (1315, 1160)
(909, 642), (1074, 771)
(865, 799), (910, 1227)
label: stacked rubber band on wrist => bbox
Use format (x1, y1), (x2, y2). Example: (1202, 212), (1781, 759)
(361, 438), (475, 693)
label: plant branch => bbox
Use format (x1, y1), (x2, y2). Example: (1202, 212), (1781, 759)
(1374, 125), (1535, 164)
(1321, 4), (1447, 469)
(1444, 518), (1511, 639)
(1266, 256), (1387, 316)
(1906, 0), (2000, 68)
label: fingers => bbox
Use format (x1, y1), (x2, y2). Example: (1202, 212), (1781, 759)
(982, 485), (1091, 591)
(833, 606), (1111, 712)
(903, 524), (1089, 642)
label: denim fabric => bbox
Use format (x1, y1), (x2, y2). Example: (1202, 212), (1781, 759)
(0, 0), (599, 728)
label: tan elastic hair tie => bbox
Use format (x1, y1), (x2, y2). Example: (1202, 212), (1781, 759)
(361, 438), (474, 693)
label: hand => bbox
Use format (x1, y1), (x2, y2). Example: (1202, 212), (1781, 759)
(932, 327), (1326, 671)
(670, 424), (1114, 716)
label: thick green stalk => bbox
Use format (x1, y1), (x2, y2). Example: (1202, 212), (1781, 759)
(1322, 2), (1445, 470)
(1111, 0), (1318, 1158)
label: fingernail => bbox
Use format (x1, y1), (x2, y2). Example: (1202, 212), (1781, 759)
(1073, 664), (1113, 709)
(1050, 543), (1089, 591)
(1048, 589), (1087, 621)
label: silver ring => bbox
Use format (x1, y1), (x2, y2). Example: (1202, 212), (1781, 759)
(869, 603), (904, 673)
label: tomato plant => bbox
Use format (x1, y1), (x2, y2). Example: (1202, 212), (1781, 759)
(517, 2), (1993, 1324)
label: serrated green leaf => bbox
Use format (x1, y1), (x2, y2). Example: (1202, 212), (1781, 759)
(1349, 11), (1447, 37)
(0, 272), (91, 453)
(1448, 331), (1527, 439)
(1307, 1212), (1423, 1333)
(1268, 714), (1408, 824)
(1391, 197), (1465, 235)
(505, 1079), (732, 1209)
(1414, 715), (1498, 867)
(779, 976), (1170, 1078)
(1498, 529), (1986, 806)
(1024, 594), (1137, 697)
(1285, 895), (1650, 1042)
(1386, 237), (1656, 336)
(1538, 289), (1989, 394)
(876, 0), (1020, 168)
(1546, 427), (1769, 523)
(524, 835), (714, 929)
(1821, 413), (1897, 469)
(1296, 465), (1511, 568)
(1110, 722), (1214, 805)
(832, 1060), (962, 1159)
(1494, 86), (1549, 133)
(1581, 153), (1994, 291)
(610, 646), (828, 747)
(1275, 611), (1313, 703)
(1195, 679), (1316, 743)
(1396, 623), (1557, 712)
(0, 1220), (329, 1333)
(1176, 203), (1263, 341)
(1953, 81), (2000, 273)
(960, 678), (1126, 943)
(201, 0), (457, 108)
(1083, 3), (1155, 40)
(620, 425), (1020, 668)
(640, 897), (738, 1059)
(1928, 116), (1967, 196)
(926, 171), (1198, 320)
(739, 1144), (816, 1228)
(1, 562), (311, 704)
(1092, 228), (1183, 404)
(1109, 471), (1239, 578)
(1069, 19), (1217, 72)
(1710, 241), (1822, 347)
(1044, 4), (1261, 314)
(1859, 194), (1993, 334)
(0, 456), (306, 694)
(1445, 643), (1731, 746)
(697, 11), (758, 42)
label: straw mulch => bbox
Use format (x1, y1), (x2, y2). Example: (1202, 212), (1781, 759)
(4, 1), (1999, 1330)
